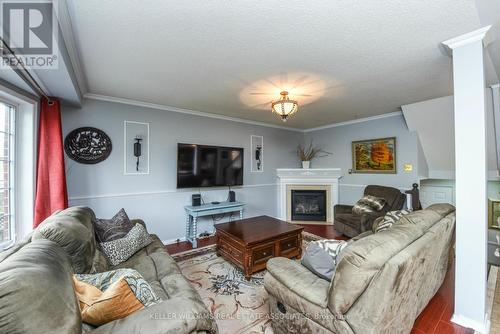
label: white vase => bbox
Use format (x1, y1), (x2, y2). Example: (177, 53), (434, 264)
(302, 161), (310, 169)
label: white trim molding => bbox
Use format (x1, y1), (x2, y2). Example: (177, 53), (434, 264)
(302, 111), (403, 132)
(68, 183), (278, 201)
(85, 93), (302, 132)
(85, 93), (405, 133)
(451, 314), (487, 334)
(442, 25), (492, 51)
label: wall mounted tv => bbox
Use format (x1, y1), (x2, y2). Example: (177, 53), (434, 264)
(177, 143), (244, 188)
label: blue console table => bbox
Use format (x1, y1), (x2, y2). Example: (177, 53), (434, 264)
(184, 201), (245, 248)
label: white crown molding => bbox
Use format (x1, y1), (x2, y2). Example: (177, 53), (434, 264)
(84, 93), (303, 132)
(442, 25), (492, 51)
(85, 93), (406, 133)
(302, 111), (403, 132)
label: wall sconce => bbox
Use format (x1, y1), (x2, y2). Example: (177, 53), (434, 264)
(255, 145), (262, 171)
(134, 136), (142, 171)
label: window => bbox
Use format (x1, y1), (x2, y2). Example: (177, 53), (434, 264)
(0, 102), (14, 247)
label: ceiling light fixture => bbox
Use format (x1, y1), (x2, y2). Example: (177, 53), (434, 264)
(271, 91), (298, 122)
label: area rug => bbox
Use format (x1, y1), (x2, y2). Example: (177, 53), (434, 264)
(173, 231), (323, 334)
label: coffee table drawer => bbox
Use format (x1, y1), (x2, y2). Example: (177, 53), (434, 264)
(280, 236), (299, 254)
(252, 244), (274, 265)
(219, 239), (243, 260)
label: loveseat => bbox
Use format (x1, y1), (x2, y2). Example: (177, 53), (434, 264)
(264, 203), (455, 334)
(0, 207), (217, 334)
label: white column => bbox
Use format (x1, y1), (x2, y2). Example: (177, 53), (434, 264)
(442, 26), (491, 333)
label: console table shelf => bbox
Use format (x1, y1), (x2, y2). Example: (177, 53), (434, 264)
(184, 201), (245, 248)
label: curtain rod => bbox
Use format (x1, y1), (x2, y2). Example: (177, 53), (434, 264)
(0, 37), (54, 105)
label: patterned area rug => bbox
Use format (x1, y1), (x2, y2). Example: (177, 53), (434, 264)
(172, 232), (322, 334)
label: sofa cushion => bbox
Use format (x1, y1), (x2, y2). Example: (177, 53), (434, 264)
(100, 224), (153, 266)
(427, 203), (455, 217)
(94, 208), (135, 243)
(0, 239), (82, 334)
(266, 257), (330, 307)
(32, 207), (97, 273)
(329, 222), (425, 315)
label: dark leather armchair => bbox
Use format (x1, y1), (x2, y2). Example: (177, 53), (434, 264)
(334, 185), (406, 237)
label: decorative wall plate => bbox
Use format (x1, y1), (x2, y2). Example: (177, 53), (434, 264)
(64, 127), (112, 164)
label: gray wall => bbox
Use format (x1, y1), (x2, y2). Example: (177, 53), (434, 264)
(62, 98), (302, 242)
(62, 100), (423, 242)
(304, 114), (421, 204)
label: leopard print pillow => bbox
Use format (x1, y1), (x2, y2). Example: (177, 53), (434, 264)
(100, 224), (152, 266)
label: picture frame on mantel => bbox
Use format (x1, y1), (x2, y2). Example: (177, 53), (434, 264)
(351, 137), (396, 174)
(251, 135), (263, 172)
(124, 121), (150, 175)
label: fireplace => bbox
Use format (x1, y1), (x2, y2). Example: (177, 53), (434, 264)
(277, 168), (341, 225)
(291, 189), (327, 222)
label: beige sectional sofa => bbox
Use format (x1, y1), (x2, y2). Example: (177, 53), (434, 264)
(0, 207), (217, 334)
(264, 203), (455, 334)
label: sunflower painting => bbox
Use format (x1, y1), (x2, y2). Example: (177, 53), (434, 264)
(352, 137), (396, 173)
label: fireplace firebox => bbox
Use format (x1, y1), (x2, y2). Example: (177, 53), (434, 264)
(291, 189), (327, 222)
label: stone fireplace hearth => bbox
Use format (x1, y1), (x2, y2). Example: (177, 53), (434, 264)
(277, 168), (341, 225)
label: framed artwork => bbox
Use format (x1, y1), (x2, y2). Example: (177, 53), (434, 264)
(352, 137), (396, 174)
(489, 199), (500, 230)
(251, 135), (263, 172)
(124, 121), (150, 175)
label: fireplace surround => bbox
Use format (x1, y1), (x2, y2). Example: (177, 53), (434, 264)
(277, 168), (341, 225)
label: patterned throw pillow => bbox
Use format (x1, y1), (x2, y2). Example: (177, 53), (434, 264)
(75, 268), (161, 308)
(99, 224), (152, 266)
(93, 208), (135, 243)
(352, 195), (386, 215)
(373, 209), (412, 233)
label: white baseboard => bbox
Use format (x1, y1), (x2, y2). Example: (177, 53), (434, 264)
(451, 313), (488, 333)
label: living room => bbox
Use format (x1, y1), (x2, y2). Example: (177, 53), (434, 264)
(1, 1), (500, 334)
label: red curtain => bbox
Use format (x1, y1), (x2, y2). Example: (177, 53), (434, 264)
(33, 98), (68, 228)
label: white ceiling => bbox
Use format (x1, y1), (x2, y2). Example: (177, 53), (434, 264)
(67, 0), (485, 129)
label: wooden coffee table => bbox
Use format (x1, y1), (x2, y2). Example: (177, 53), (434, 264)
(215, 215), (304, 279)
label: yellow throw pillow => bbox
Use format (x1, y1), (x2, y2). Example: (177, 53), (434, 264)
(73, 276), (144, 326)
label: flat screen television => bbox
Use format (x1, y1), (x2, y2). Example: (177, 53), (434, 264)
(177, 143), (244, 188)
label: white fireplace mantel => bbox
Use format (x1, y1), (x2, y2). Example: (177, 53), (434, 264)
(276, 168), (342, 224)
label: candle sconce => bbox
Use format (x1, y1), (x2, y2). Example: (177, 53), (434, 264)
(124, 121), (150, 175)
(134, 136), (143, 171)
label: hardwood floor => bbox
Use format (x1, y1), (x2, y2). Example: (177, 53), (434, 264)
(165, 223), (472, 334)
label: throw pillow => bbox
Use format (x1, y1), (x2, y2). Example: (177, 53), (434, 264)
(75, 268), (161, 308)
(352, 195), (386, 215)
(73, 276), (145, 326)
(93, 208), (135, 243)
(301, 239), (351, 281)
(372, 209), (412, 233)
(99, 224), (153, 266)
